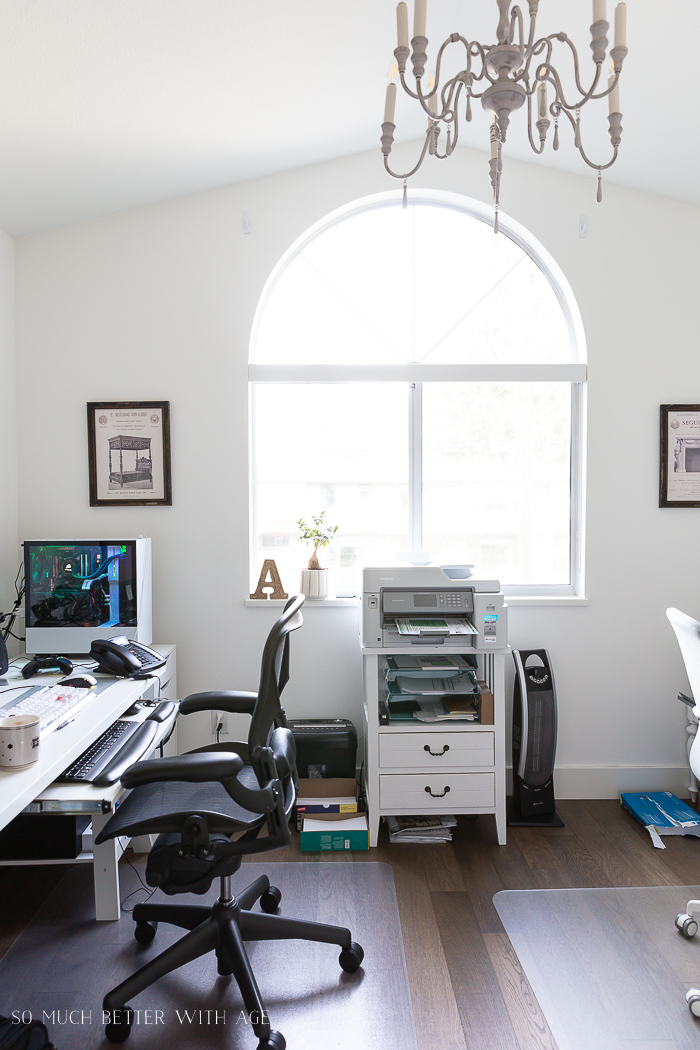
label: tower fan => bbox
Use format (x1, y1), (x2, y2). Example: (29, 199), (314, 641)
(508, 648), (564, 827)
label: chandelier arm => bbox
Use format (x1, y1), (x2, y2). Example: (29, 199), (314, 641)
(467, 40), (495, 83)
(557, 34), (609, 104)
(383, 133), (433, 181)
(588, 68), (620, 102)
(576, 141), (619, 173)
(521, 36), (553, 80)
(542, 61), (603, 117)
(398, 69), (423, 102)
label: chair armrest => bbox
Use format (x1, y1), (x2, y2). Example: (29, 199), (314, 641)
(121, 752), (244, 789)
(179, 691), (258, 716)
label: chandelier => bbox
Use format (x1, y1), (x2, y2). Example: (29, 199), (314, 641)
(381, 0), (628, 231)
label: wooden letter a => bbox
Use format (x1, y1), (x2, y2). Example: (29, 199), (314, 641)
(250, 559), (288, 600)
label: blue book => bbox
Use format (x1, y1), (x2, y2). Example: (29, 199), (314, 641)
(620, 791), (700, 848)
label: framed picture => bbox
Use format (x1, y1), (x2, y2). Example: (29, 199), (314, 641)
(660, 404), (700, 508)
(87, 401), (172, 506)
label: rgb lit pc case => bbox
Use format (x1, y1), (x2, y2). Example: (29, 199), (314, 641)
(509, 648), (563, 826)
(23, 538), (152, 654)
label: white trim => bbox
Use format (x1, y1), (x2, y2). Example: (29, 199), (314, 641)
(249, 188), (587, 369)
(245, 597), (358, 608)
(248, 189), (588, 597)
(249, 363), (587, 383)
(551, 766), (692, 799)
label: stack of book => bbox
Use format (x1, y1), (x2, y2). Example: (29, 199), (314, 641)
(385, 814), (457, 843)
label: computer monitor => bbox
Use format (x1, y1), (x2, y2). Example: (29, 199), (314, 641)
(23, 538), (152, 655)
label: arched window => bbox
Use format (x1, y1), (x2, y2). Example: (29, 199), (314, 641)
(250, 190), (586, 597)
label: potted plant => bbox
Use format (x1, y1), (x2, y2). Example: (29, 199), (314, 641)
(295, 512), (338, 599)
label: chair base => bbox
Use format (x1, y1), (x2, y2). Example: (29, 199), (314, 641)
(102, 872), (363, 1047)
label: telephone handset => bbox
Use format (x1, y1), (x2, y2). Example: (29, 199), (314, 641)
(90, 636), (166, 678)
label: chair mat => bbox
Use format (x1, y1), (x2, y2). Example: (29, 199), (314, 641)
(0, 860), (416, 1050)
(494, 885), (700, 1050)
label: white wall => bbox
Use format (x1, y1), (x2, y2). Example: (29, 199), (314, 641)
(0, 229), (17, 659)
(14, 144), (700, 794)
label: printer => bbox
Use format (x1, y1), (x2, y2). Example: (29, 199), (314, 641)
(361, 566), (507, 649)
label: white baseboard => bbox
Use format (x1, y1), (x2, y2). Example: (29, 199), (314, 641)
(547, 766), (695, 800)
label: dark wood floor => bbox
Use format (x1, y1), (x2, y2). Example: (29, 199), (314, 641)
(3, 799), (700, 1050)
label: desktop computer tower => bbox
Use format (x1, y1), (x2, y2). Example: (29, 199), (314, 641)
(508, 648), (563, 827)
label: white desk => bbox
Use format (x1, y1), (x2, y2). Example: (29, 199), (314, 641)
(0, 645), (176, 920)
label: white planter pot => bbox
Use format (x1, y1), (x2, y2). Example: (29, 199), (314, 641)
(301, 568), (328, 600)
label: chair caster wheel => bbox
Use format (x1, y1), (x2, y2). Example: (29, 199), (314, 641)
(686, 988), (700, 1016)
(258, 1030), (285, 1050)
(676, 913), (698, 938)
(339, 941), (364, 973)
(104, 1008), (134, 1043)
(134, 920), (159, 944)
(260, 886), (282, 913)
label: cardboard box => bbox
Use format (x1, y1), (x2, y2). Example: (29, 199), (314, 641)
(294, 777), (358, 831)
(300, 813), (369, 852)
(477, 680), (494, 725)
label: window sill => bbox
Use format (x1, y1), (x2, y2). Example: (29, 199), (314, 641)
(245, 597), (359, 608)
(505, 595), (588, 606)
(245, 595), (587, 608)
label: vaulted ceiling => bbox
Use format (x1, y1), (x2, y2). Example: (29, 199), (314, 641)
(0, 0), (693, 236)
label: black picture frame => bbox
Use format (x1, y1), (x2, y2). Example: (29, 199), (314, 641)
(660, 404), (700, 508)
(87, 401), (172, 506)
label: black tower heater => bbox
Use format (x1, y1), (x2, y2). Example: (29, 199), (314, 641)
(508, 648), (564, 827)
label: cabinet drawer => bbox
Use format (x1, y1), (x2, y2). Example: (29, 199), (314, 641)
(379, 731), (494, 769)
(379, 772), (495, 811)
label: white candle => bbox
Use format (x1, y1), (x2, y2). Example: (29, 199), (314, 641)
(593, 0), (606, 23)
(428, 92), (437, 116)
(490, 119), (498, 159)
(384, 82), (397, 123)
(537, 81), (547, 119)
(614, 2), (626, 47)
(608, 74), (620, 114)
(396, 2), (409, 48)
(414, 0), (427, 38)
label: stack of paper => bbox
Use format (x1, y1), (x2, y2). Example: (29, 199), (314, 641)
(385, 814), (457, 843)
(395, 618), (477, 637)
(387, 654), (475, 676)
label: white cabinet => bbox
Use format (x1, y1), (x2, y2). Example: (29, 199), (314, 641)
(362, 648), (507, 847)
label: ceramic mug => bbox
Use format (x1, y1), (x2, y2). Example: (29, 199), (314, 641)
(0, 714), (41, 769)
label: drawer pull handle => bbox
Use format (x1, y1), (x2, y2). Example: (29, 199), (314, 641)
(423, 744), (450, 757)
(425, 785), (451, 798)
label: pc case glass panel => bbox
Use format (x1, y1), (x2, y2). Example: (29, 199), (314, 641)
(24, 542), (137, 630)
(251, 383), (409, 595)
(422, 383), (571, 585)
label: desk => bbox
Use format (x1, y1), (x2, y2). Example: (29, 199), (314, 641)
(0, 645), (176, 920)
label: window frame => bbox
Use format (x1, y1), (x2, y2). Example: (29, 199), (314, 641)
(249, 190), (587, 599)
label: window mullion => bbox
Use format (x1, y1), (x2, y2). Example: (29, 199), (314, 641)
(409, 382), (423, 554)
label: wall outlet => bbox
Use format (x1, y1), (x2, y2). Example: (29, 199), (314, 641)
(211, 711), (230, 736)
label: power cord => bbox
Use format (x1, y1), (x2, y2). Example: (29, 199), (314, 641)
(120, 853), (158, 913)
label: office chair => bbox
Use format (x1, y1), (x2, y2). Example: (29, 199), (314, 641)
(667, 607), (700, 1016)
(95, 595), (364, 1049)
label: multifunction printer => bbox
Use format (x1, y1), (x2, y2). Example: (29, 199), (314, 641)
(361, 566), (508, 649)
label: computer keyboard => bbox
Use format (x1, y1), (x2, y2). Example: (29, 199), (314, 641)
(58, 719), (140, 782)
(58, 716), (163, 786)
(5, 684), (93, 737)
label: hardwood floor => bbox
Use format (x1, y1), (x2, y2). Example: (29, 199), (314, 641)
(2, 799), (700, 1050)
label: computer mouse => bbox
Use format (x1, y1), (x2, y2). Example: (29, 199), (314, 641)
(61, 674), (98, 689)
